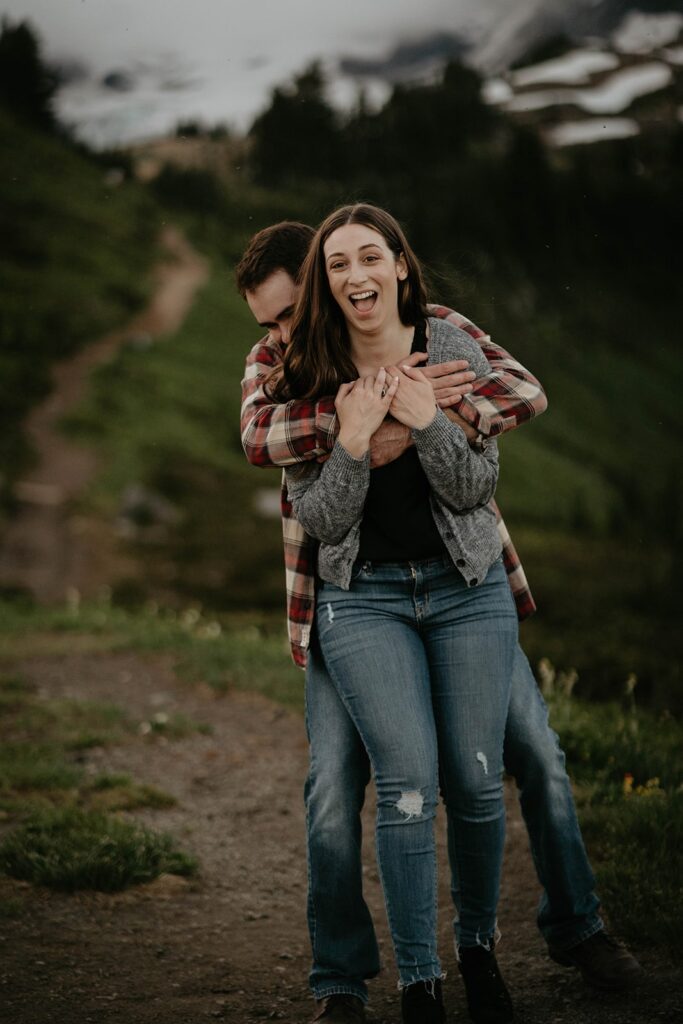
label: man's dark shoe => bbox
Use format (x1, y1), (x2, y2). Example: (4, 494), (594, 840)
(458, 946), (513, 1024)
(548, 929), (644, 990)
(312, 994), (366, 1022)
(401, 978), (447, 1023)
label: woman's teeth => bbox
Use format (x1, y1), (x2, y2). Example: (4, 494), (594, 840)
(350, 290), (377, 312)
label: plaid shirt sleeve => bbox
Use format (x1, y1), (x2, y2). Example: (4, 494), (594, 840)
(428, 304), (548, 438)
(240, 335), (338, 467)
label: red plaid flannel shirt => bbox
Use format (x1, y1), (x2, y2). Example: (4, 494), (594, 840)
(241, 304), (547, 667)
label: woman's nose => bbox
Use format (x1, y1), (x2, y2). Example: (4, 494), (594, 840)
(348, 261), (367, 284)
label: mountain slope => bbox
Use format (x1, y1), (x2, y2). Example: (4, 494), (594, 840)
(0, 106), (159, 488)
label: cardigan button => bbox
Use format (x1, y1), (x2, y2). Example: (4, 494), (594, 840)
(468, 577), (478, 587)
(456, 558), (466, 567)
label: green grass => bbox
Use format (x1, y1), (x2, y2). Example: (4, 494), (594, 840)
(62, 254), (257, 481)
(0, 601), (299, 895)
(578, 792), (683, 947)
(0, 807), (197, 892)
(546, 681), (683, 947)
(495, 325), (681, 537)
(0, 667), (209, 816)
(0, 105), (160, 484)
(61, 260), (286, 611)
(0, 599), (304, 712)
(515, 527), (679, 709)
(0, 660), (204, 891)
(0, 742), (82, 795)
(84, 773), (176, 812)
(0, 598), (298, 893)
(0, 894), (25, 919)
(548, 692), (682, 800)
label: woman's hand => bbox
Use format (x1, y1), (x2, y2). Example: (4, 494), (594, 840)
(386, 363), (437, 430)
(335, 368), (399, 459)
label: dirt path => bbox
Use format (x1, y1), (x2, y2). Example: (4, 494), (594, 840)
(1, 652), (680, 1024)
(0, 226), (209, 603)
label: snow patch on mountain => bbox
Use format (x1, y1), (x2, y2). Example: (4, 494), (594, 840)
(482, 78), (514, 104)
(506, 61), (673, 115)
(547, 117), (640, 146)
(663, 45), (683, 65)
(511, 49), (620, 87)
(612, 11), (683, 54)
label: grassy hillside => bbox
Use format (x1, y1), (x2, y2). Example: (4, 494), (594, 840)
(63, 258), (286, 609)
(0, 105), (160, 489)
(492, 303), (681, 537)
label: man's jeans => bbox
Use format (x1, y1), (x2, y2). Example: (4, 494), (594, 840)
(310, 556), (517, 992)
(304, 593), (602, 1003)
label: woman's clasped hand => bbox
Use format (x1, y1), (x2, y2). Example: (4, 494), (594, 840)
(385, 362), (437, 430)
(336, 363), (437, 459)
(335, 368), (399, 458)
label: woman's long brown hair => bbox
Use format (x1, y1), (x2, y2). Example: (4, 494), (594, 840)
(268, 204), (429, 402)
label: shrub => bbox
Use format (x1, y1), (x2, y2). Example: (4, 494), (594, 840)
(0, 807), (197, 891)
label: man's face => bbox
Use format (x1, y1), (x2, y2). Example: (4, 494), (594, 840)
(245, 269), (299, 345)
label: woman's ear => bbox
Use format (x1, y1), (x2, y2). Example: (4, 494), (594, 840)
(396, 253), (408, 281)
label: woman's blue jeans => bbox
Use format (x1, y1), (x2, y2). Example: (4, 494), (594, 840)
(314, 555), (518, 988)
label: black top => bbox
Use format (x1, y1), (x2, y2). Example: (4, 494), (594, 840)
(357, 320), (447, 563)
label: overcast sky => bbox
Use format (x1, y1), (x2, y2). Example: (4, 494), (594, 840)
(2, 0), (496, 144)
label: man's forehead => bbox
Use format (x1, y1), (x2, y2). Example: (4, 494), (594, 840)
(245, 268), (299, 322)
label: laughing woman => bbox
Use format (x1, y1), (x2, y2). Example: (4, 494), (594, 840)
(269, 204), (518, 1024)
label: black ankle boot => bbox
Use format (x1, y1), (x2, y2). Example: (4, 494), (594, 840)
(401, 978), (447, 1023)
(458, 947), (513, 1024)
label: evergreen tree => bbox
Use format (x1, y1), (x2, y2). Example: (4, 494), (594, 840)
(0, 19), (57, 129)
(248, 63), (345, 186)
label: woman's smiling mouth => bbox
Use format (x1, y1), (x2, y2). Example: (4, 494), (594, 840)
(349, 290), (377, 313)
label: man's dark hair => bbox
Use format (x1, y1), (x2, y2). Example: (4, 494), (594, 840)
(235, 221), (315, 296)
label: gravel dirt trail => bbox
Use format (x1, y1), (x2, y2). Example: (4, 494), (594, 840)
(1, 650), (680, 1024)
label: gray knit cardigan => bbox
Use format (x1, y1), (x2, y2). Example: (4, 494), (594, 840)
(284, 317), (502, 590)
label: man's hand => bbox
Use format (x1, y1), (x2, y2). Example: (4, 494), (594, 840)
(443, 407), (478, 442)
(369, 418), (412, 468)
(369, 409), (478, 465)
(402, 350), (476, 408)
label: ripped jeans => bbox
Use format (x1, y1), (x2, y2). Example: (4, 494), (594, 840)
(314, 555), (517, 989)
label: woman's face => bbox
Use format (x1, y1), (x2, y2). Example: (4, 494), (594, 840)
(323, 223), (407, 334)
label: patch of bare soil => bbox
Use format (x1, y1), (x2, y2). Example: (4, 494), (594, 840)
(1, 652), (680, 1024)
(0, 227), (209, 604)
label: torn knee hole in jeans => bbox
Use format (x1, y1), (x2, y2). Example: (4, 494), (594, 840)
(325, 602), (335, 624)
(396, 790), (424, 820)
(476, 751), (489, 775)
